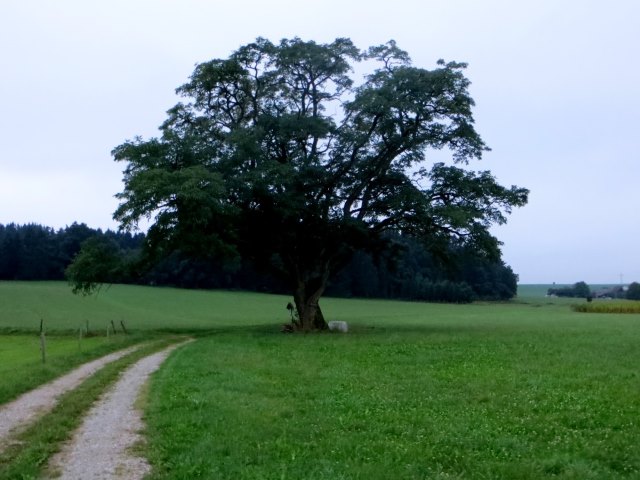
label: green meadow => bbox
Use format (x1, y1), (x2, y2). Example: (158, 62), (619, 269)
(0, 281), (589, 333)
(0, 333), (144, 405)
(0, 281), (284, 332)
(1, 281), (639, 478)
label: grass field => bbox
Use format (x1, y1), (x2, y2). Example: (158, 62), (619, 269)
(0, 281), (285, 332)
(1, 281), (639, 478)
(0, 333), (145, 405)
(141, 298), (640, 479)
(0, 281), (603, 333)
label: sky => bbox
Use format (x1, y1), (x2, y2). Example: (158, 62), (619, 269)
(1, 0), (638, 284)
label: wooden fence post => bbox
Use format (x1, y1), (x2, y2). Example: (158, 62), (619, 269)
(39, 318), (46, 364)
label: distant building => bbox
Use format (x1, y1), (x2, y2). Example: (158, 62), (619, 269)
(593, 286), (625, 299)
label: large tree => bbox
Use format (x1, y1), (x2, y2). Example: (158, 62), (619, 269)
(112, 38), (528, 330)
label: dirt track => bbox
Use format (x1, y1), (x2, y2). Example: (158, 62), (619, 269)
(0, 345), (141, 451)
(47, 341), (189, 479)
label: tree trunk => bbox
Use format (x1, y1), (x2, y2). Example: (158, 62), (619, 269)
(293, 279), (329, 332)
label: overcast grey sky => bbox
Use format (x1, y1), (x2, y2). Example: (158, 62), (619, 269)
(1, 0), (638, 284)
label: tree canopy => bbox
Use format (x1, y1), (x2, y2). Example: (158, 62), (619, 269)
(112, 37), (528, 330)
(627, 282), (640, 300)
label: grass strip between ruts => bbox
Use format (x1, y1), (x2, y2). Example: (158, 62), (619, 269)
(0, 336), (187, 480)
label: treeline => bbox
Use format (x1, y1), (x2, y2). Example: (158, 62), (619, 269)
(547, 281), (591, 298)
(0, 223), (142, 281)
(326, 236), (517, 302)
(0, 223), (518, 302)
(548, 281), (640, 301)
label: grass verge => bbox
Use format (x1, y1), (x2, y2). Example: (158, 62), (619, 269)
(0, 337), (186, 480)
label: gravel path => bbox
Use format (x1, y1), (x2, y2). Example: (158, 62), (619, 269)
(47, 341), (190, 480)
(0, 345), (141, 451)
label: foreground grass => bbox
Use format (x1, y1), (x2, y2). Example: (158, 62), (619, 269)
(0, 333), (147, 405)
(0, 337), (185, 479)
(2, 281), (639, 477)
(145, 315), (640, 479)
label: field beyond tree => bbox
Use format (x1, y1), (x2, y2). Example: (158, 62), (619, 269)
(1, 282), (639, 478)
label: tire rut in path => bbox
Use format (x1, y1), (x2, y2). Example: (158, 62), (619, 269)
(47, 340), (191, 480)
(0, 345), (142, 451)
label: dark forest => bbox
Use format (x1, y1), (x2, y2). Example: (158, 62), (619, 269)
(0, 222), (517, 303)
